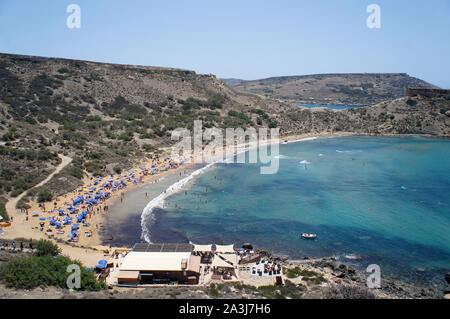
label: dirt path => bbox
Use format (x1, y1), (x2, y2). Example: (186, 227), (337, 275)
(3, 154), (72, 242)
(5, 154), (72, 221)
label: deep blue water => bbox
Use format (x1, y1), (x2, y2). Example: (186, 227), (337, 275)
(297, 104), (362, 109)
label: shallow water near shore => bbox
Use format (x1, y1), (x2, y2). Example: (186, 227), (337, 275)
(100, 165), (204, 247)
(106, 135), (450, 289)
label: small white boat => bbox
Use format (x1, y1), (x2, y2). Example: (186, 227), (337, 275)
(301, 233), (318, 240)
(282, 140), (288, 144)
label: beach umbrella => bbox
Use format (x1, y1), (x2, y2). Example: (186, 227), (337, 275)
(39, 218), (46, 220)
(67, 234), (73, 238)
(58, 209), (65, 213)
(98, 260), (108, 265)
(95, 264), (106, 269)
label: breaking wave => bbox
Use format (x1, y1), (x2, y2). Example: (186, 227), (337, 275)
(140, 162), (215, 243)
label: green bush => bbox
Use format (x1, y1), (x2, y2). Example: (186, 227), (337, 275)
(268, 120), (278, 128)
(284, 267), (319, 279)
(35, 239), (60, 257)
(57, 67), (70, 74)
(406, 98), (418, 106)
(113, 166), (122, 174)
(142, 144), (156, 152)
(1, 168), (16, 180)
(0, 197), (8, 221)
(37, 189), (53, 202)
(256, 285), (284, 299)
(67, 165), (84, 179)
(0, 254), (107, 291)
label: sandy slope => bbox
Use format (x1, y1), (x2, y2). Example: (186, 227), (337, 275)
(1, 155), (107, 266)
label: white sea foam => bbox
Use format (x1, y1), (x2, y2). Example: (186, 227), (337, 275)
(344, 254), (361, 260)
(290, 136), (317, 143)
(300, 160), (311, 165)
(140, 162), (215, 243)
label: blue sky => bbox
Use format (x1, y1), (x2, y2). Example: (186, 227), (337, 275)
(0, 0), (449, 87)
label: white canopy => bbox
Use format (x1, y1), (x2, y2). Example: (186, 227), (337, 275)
(217, 253), (238, 266)
(211, 256), (234, 268)
(215, 244), (234, 253)
(193, 244), (213, 252)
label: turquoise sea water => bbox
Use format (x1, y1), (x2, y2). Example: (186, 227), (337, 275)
(152, 136), (450, 284)
(105, 135), (450, 286)
(296, 104), (362, 109)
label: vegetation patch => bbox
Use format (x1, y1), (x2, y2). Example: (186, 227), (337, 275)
(0, 197), (8, 221)
(37, 189), (53, 203)
(0, 240), (106, 291)
(283, 266), (326, 283)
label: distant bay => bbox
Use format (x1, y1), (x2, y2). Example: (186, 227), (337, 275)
(297, 104), (363, 109)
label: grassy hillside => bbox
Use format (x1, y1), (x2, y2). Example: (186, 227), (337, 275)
(224, 73), (438, 106)
(0, 53), (448, 202)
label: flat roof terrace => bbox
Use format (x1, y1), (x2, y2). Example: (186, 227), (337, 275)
(132, 243), (194, 253)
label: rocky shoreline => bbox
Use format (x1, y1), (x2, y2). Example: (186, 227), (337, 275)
(254, 248), (449, 299)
